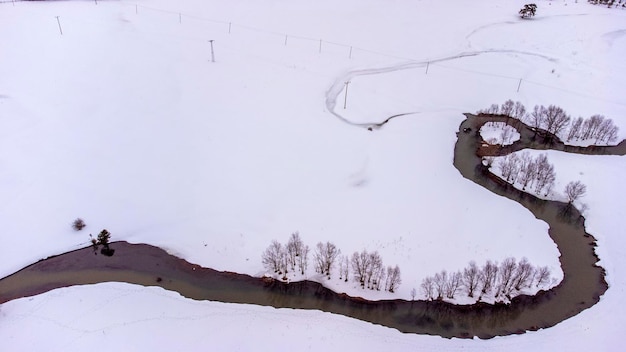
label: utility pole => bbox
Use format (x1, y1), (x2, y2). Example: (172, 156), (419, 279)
(208, 40), (215, 62)
(425, 62), (430, 74)
(55, 16), (63, 35)
(343, 81), (351, 109)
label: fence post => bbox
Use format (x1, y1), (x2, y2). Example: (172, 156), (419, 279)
(55, 16), (63, 35)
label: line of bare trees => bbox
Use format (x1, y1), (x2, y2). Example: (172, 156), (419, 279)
(588, 0), (626, 9)
(420, 258), (552, 301)
(494, 151), (588, 204)
(497, 151), (555, 196)
(262, 234), (401, 292)
(262, 232), (310, 280)
(478, 100), (619, 145)
(348, 250), (402, 292)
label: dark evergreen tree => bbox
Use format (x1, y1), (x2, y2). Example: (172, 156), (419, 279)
(519, 4), (537, 18)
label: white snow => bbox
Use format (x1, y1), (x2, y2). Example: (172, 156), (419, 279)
(480, 122), (521, 145)
(0, 0), (625, 350)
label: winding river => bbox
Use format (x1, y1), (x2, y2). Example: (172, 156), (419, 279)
(0, 113), (622, 339)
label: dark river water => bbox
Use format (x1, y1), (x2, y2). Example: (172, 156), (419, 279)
(0, 113), (622, 338)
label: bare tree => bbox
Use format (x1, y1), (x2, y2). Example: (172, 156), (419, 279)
(351, 250), (371, 287)
(463, 261), (480, 297)
(500, 126), (513, 145)
(535, 266), (551, 287)
(421, 276), (435, 300)
(581, 114), (604, 140)
(518, 153), (537, 191)
(567, 117), (584, 142)
(373, 264), (386, 291)
(527, 105), (545, 137)
(498, 153), (520, 183)
(298, 244), (310, 275)
(497, 257), (517, 297)
(262, 240), (283, 273)
(366, 251), (383, 289)
(483, 103), (500, 114)
(564, 180), (586, 204)
(512, 257), (534, 290)
(543, 105), (570, 138)
(433, 270), (447, 300)
(385, 265), (402, 293)
(338, 255), (350, 281)
(286, 232), (304, 271)
(512, 101), (527, 120)
(596, 118), (619, 144)
(445, 271), (463, 299)
(534, 153), (555, 195)
(500, 99), (515, 116)
(314, 242), (341, 278)
(479, 260), (498, 295)
(411, 288), (417, 301)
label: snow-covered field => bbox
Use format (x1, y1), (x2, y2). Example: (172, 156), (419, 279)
(1, 0), (625, 350)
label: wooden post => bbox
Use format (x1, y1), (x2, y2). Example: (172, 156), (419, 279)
(319, 39), (322, 53)
(229, 22), (232, 34)
(425, 62), (430, 74)
(55, 16), (63, 35)
(284, 35), (288, 46)
(349, 46), (353, 59)
(208, 40), (215, 62)
(517, 78), (523, 93)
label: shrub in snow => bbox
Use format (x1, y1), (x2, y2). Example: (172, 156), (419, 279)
(519, 4), (537, 18)
(72, 218), (86, 231)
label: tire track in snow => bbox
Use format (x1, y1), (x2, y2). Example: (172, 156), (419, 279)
(325, 50), (558, 129)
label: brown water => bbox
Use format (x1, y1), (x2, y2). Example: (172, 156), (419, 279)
(0, 113), (620, 339)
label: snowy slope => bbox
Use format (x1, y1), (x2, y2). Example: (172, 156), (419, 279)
(1, 0), (625, 350)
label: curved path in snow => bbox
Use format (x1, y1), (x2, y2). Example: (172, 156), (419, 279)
(324, 50), (558, 128)
(0, 114), (621, 339)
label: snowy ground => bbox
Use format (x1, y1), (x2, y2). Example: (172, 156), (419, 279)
(480, 122), (521, 145)
(1, 0), (625, 350)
